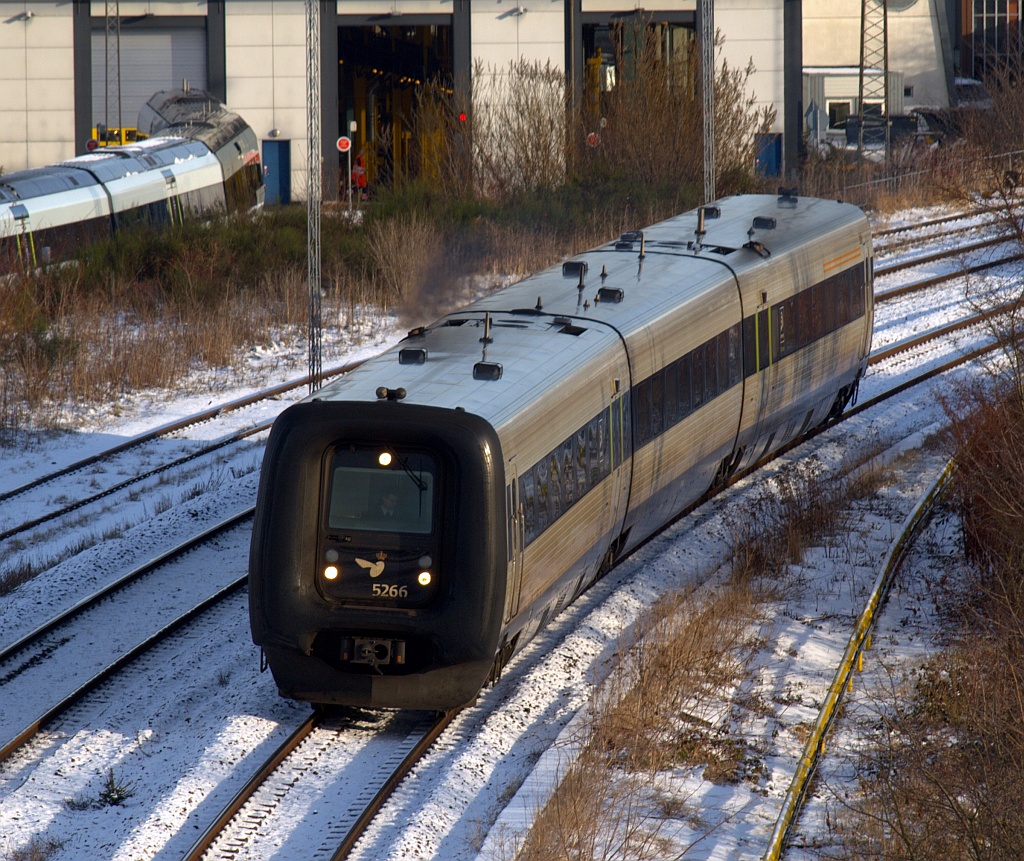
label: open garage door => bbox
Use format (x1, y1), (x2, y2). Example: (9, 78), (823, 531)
(338, 20), (454, 191)
(91, 24), (207, 134)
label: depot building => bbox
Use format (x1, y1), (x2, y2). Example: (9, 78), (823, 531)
(1, 1), (994, 202)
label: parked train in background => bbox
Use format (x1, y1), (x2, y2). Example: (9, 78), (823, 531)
(249, 192), (875, 712)
(0, 89), (264, 274)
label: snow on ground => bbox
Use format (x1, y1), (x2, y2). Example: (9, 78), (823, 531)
(0, 203), (1013, 860)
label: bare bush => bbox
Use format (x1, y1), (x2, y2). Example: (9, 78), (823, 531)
(831, 297), (1024, 859)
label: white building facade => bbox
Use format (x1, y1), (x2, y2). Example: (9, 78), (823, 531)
(1, 1), (963, 199)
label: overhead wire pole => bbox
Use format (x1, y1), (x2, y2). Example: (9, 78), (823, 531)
(306, 0), (323, 394)
(857, 0), (889, 168)
(700, 0), (715, 204)
(104, 0), (123, 142)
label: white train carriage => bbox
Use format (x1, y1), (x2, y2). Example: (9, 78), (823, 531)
(0, 90), (262, 274)
(249, 192), (874, 710)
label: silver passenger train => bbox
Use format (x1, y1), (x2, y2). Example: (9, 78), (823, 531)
(249, 192), (874, 711)
(0, 89), (263, 273)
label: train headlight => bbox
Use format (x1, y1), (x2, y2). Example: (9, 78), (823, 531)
(378, 452), (392, 466)
(418, 571), (432, 586)
(324, 565), (339, 580)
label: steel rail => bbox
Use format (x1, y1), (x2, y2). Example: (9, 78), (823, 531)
(0, 423), (271, 544)
(0, 569), (249, 764)
(875, 248), (1024, 301)
(761, 458), (958, 861)
(0, 359), (360, 506)
(179, 709), (457, 861)
(179, 712), (319, 861)
(872, 207), (986, 238)
(0, 510), (251, 666)
(326, 709), (458, 861)
(874, 231), (1017, 277)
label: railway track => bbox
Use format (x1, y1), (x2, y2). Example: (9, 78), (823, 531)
(762, 459), (958, 861)
(0, 361), (360, 544)
(871, 206), (1003, 254)
(0, 513), (252, 763)
(183, 709), (455, 861)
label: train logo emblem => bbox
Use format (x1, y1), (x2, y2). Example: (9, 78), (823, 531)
(355, 552), (387, 578)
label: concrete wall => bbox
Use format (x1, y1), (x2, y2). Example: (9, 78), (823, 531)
(0, 2), (76, 173)
(226, 2), (307, 201)
(715, 0), (785, 133)
(804, 0), (951, 111)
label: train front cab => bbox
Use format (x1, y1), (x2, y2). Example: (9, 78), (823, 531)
(249, 400), (507, 710)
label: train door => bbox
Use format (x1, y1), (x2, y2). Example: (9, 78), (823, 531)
(504, 458), (524, 623)
(604, 358), (634, 561)
(740, 288), (778, 466)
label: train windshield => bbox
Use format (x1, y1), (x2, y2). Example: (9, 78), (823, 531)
(326, 446), (436, 534)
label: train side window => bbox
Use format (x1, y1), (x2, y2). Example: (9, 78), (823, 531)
(836, 273), (850, 326)
(715, 332), (730, 393)
(560, 439), (575, 510)
(634, 378), (652, 446)
(536, 458), (552, 534)
(650, 370), (665, 437)
(520, 471), (537, 545)
(793, 289), (808, 350)
(774, 303), (787, 359)
(677, 354), (692, 417)
(850, 267), (865, 319)
(548, 452), (563, 522)
(742, 315), (757, 377)
(810, 283), (822, 342)
(575, 428), (589, 499)
(590, 413), (609, 483)
(692, 347), (706, 407)
(703, 340), (717, 400)
(727, 324), (742, 387)
(664, 361), (679, 425)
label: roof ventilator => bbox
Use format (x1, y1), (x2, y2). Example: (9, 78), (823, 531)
(744, 216), (775, 259)
(552, 316), (587, 336)
(564, 260), (589, 305)
(596, 286), (624, 304)
(777, 186), (798, 205)
(615, 230), (642, 250)
(399, 347), (427, 364)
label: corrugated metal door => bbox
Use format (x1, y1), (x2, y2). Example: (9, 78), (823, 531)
(91, 26), (207, 131)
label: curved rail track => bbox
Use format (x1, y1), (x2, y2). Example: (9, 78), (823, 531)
(762, 459), (959, 861)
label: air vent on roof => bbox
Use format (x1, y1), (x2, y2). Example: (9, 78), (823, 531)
(552, 317), (587, 336)
(615, 230), (642, 250)
(597, 287), (624, 303)
(473, 361), (503, 380)
(752, 216), (776, 230)
(562, 260), (588, 279)
(399, 348), (427, 364)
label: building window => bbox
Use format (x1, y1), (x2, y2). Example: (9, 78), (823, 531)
(827, 100), (852, 129)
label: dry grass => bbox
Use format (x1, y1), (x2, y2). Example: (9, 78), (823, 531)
(825, 298), (1024, 859)
(515, 447), (900, 859)
(517, 585), (767, 861)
